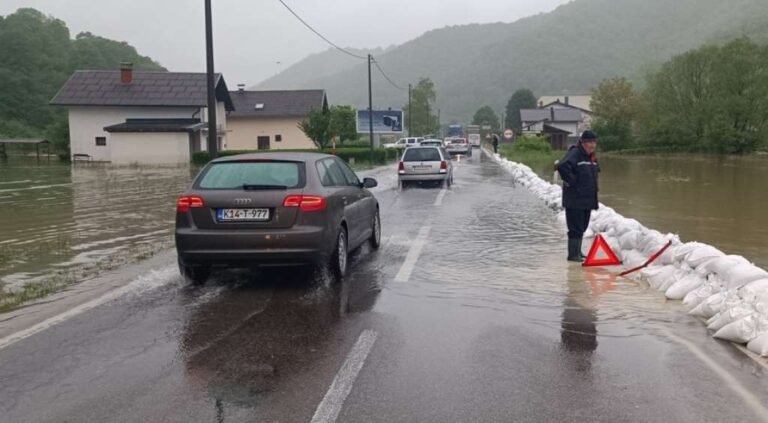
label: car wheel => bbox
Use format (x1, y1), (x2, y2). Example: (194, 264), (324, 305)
(331, 227), (348, 278)
(369, 210), (381, 249)
(178, 259), (210, 286)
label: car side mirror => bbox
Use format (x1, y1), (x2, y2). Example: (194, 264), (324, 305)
(362, 177), (378, 188)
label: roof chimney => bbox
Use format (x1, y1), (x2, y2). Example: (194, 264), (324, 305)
(550, 107), (555, 122)
(539, 100), (543, 108)
(237, 84), (246, 92)
(564, 96), (570, 106)
(120, 62), (133, 85)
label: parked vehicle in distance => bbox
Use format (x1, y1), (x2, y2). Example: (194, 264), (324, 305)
(397, 146), (453, 189)
(466, 125), (481, 148)
(383, 137), (424, 149)
(446, 137), (472, 156)
(175, 153), (381, 285)
(419, 139), (445, 147)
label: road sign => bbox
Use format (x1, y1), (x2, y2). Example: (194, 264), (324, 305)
(503, 129), (514, 139)
(583, 234), (622, 267)
(356, 109), (404, 134)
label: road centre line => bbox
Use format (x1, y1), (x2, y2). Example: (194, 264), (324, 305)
(662, 329), (768, 422)
(434, 188), (447, 206)
(394, 225), (431, 282)
(310, 329), (378, 423)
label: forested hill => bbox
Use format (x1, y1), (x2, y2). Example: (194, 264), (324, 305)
(0, 8), (164, 144)
(258, 0), (768, 123)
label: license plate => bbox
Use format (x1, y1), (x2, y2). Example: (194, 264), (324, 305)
(217, 208), (270, 222)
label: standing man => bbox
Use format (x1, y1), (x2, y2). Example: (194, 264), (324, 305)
(491, 133), (500, 154)
(557, 131), (600, 262)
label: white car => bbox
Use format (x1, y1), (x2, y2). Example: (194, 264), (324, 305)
(419, 139), (444, 147)
(383, 137), (424, 149)
(445, 137), (472, 156)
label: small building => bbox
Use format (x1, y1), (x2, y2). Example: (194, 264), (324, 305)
(537, 95), (593, 133)
(520, 108), (583, 150)
(226, 88), (327, 150)
(50, 64), (234, 164)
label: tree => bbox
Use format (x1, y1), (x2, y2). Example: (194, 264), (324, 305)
(328, 105), (357, 144)
(504, 89), (537, 131)
(298, 108), (331, 149)
(403, 77), (439, 136)
(472, 106), (500, 132)
(590, 77), (644, 151)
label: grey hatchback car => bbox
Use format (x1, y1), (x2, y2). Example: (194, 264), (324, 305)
(175, 153), (381, 284)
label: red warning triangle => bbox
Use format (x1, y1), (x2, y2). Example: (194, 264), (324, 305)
(582, 234), (622, 267)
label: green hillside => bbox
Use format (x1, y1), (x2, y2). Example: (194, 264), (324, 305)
(257, 0), (768, 123)
(0, 8), (164, 147)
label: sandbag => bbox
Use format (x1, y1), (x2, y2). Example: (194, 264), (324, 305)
(689, 292), (728, 318)
(665, 274), (706, 300)
(701, 255), (750, 276)
(747, 333), (768, 356)
(682, 283), (718, 309)
(685, 245), (725, 268)
(713, 315), (761, 344)
(623, 250), (647, 269)
(672, 242), (708, 263)
(647, 265), (678, 290)
(707, 306), (753, 332)
(619, 230), (641, 250)
(720, 263), (768, 290)
(738, 279), (768, 302)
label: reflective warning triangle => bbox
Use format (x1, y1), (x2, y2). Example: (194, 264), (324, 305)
(582, 234), (622, 267)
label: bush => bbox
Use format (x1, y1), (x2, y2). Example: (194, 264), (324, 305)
(512, 135), (551, 154)
(192, 148), (398, 166)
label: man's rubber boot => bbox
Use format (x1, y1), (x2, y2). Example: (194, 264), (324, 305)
(567, 239), (582, 262)
(577, 238), (587, 260)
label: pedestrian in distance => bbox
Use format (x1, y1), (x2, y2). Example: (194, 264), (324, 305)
(491, 133), (500, 154)
(557, 131), (600, 262)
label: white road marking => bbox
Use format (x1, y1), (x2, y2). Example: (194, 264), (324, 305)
(662, 329), (768, 422)
(394, 225), (431, 282)
(311, 329), (378, 423)
(0, 266), (176, 351)
(434, 188), (447, 206)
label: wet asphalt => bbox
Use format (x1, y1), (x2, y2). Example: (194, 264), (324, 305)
(1, 152), (768, 423)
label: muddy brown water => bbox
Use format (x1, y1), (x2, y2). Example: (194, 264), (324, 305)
(0, 160), (197, 290)
(536, 153), (768, 269)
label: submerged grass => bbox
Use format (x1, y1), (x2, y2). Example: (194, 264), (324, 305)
(495, 143), (561, 178)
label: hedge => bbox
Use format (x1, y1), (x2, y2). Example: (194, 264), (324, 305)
(191, 148), (398, 166)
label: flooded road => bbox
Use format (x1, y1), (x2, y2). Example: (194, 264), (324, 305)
(1, 153), (766, 422)
(0, 160), (195, 301)
(533, 153), (768, 269)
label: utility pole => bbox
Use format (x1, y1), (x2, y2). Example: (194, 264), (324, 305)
(204, 0), (218, 159)
(367, 54), (374, 164)
(437, 108), (441, 138)
(408, 83), (412, 136)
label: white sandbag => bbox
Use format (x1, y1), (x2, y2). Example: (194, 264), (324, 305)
(672, 242), (708, 263)
(701, 255), (750, 276)
(707, 306), (753, 331)
(747, 333), (768, 356)
(713, 315), (761, 344)
(623, 250), (647, 269)
(720, 263), (768, 290)
(684, 245), (725, 268)
(665, 274), (706, 300)
(737, 279), (768, 302)
(690, 292), (727, 318)
(683, 283), (718, 309)
(647, 265), (678, 290)
(619, 230), (641, 251)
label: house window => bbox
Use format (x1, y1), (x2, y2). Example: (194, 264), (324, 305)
(275, 134), (282, 142)
(95, 136), (106, 146)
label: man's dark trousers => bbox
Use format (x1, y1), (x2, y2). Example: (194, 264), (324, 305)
(566, 208), (591, 240)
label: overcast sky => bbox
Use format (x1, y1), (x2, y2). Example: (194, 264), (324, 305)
(1, 0), (571, 86)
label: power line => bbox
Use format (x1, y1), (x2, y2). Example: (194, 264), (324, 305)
(372, 58), (406, 91)
(276, 0), (367, 60)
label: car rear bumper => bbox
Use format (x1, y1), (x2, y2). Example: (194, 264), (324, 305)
(398, 173), (448, 182)
(175, 225), (331, 267)
(447, 148), (470, 154)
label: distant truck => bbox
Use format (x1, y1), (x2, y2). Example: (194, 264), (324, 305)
(448, 124), (463, 137)
(465, 125), (481, 148)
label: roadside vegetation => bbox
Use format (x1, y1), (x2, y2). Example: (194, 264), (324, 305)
(495, 135), (559, 176)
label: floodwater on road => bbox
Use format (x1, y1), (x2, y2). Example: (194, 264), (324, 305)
(0, 160), (195, 294)
(535, 153), (768, 269)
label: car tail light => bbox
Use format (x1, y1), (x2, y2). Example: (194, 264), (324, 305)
(440, 161), (448, 173)
(398, 161), (405, 174)
(283, 195), (327, 212)
(177, 195), (204, 213)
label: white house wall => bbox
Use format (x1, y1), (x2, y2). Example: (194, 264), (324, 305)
(226, 116), (316, 150)
(68, 106), (197, 161)
(109, 132), (190, 165)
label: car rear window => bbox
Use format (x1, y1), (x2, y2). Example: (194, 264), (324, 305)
(197, 161), (304, 189)
(403, 148), (442, 162)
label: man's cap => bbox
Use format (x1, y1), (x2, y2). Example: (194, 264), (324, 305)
(581, 130), (598, 141)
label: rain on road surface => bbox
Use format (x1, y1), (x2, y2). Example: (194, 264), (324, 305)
(1, 152), (767, 423)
